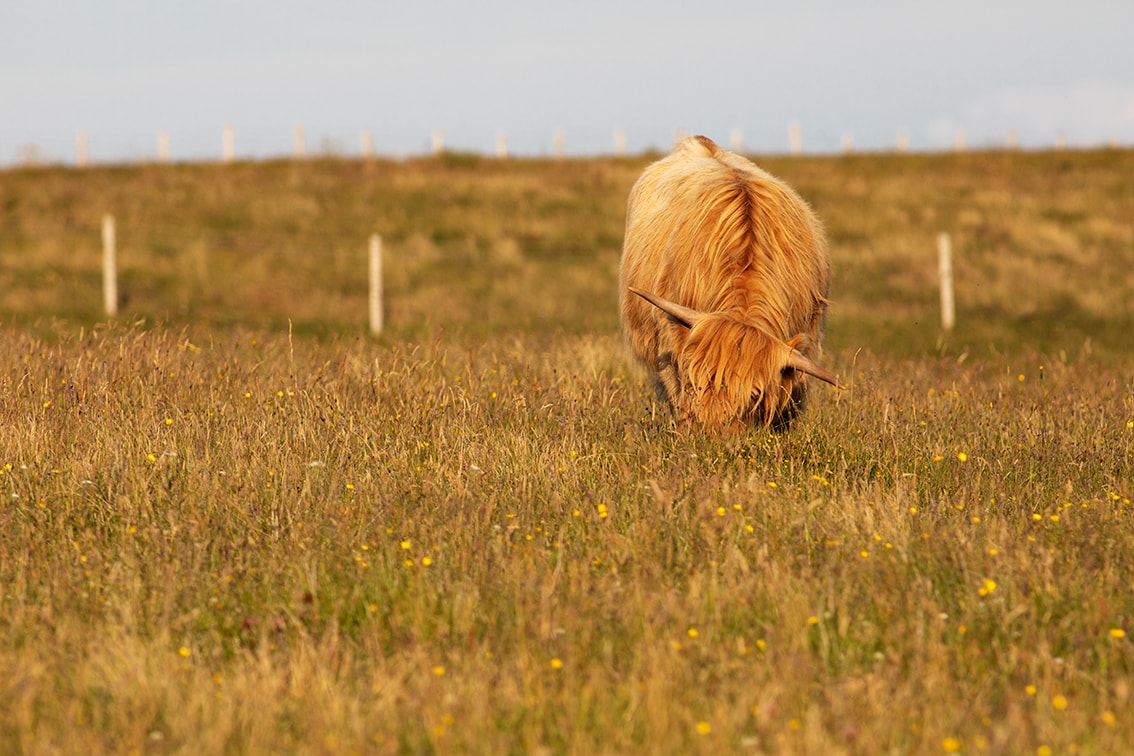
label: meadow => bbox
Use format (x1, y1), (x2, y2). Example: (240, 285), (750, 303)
(1, 146), (1133, 753)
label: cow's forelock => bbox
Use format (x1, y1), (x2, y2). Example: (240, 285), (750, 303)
(677, 316), (796, 428)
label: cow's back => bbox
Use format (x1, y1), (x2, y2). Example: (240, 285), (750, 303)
(620, 135), (829, 370)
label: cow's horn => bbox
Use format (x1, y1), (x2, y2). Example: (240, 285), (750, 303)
(628, 287), (705, 328)
(785, 349), (846, 390)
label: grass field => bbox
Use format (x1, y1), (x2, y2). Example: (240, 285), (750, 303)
(2, 147), (1133, 753)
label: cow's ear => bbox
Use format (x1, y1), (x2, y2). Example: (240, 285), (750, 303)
(628, 287), (705, 329)
(783, 345), (844, 389)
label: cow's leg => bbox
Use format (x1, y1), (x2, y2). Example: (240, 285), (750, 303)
(654, 351), (682, 414)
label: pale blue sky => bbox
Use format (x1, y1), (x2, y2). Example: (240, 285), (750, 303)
(2, 1), (1133, 164)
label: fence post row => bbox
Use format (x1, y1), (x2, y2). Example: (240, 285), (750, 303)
(96, 219), (390, 333)
(66, 125), (1108, 166)
(91, 220), (962, 337)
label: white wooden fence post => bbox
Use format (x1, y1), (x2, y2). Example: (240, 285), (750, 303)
(158, 131), (170, 163)
(614, 128), (627, 157)
(553, 128), (565, 159)
(896, 129), (909, 153)
(937, 232), (955, 331)
(431, 130), (444, 155)
(788, 122), (802, 155)
(496, 131), (508, 158)
(361, 129), (374, 158)
(223, 124), (235, 162)
(294, 125), (306, 158)
(77, 131), (89, 167)
(730, 128), (743, 153)
(102, 214), (118, 317)
(369, 234), (383, 334)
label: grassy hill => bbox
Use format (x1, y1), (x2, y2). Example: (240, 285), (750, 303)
(4, 147), (1133, 355)
(2, 148), (1133, 753)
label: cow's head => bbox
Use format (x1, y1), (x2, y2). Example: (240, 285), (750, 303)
(630, 287), (843, 429)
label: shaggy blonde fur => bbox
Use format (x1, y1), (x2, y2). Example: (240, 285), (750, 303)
(620, 135), (833, 431)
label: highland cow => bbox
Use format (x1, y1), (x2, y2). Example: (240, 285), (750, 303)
(620, 135), (842, 431)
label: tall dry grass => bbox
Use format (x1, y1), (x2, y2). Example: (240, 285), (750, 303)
(2, 323), (1132, 753)
(1, 148), (1133, 753)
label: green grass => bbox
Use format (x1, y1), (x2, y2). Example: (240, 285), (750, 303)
(2, 148), (1134, 753)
